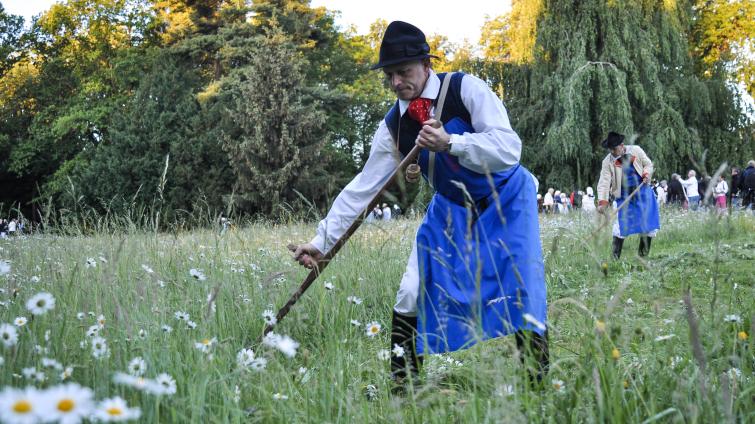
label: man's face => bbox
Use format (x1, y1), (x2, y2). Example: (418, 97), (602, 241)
(383, 60), (430, 100)
(609, 144), (625, 157)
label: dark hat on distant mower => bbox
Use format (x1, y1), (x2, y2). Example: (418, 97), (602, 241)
(371, 21), (438, 70)
(601, 131), (625, 149)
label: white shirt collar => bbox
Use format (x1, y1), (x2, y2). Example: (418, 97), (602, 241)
(398, 70), (440, 116)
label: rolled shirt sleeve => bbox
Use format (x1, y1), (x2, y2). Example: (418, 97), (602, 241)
(310, 121), (398, 253)
(447, 74), (522, 173)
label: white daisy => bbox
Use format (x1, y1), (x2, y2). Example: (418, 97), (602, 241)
(22, 367), (37, 379)
(262, 309), (277, 326)
(161, 325), (173, 333)
(1, 323), (18, 348)
(194, 337), (217, 353)
(262, 332), (281, 348)
(350, 319), (361, 327)
(174, 311), (189, 321)
(29, 276), (40, 283)
(250, 357), (267, 371)
(727, 368), (742, 380)
(60, 367), (73, 380)
(41, 358), (63, 371)
(93, 396), (141, 422)
(392, 343), (405, 358)
(127, 357), (146, 376)
(724, 314), (742, 324)
(236, 348), (255, 367)
(148, 373), (177, 396)
(138, 329), (147, 339)
(0, 386), (42, 424)
(298, 367), (308, 375)
(377, 349), (391, 360)
(96, 315), (106, 328)
(76, 312), (85, 320)
(91, 337), (110, 359)
(186, 320), (197, 330)
(85, 258), (97, 268)
(274, 335), (299, 358)
(38, 382), (94, 424)
(365, 321), (381, 337)
(86, 325), (99, 337)
(26, 292), (55, 316)
(141, 264), (154, 274)
(552, 379), (566, 393)
(13, 317), (27, 327)
(347, 296), (362, 305)
(324, 282), (334, 290)
(272, 393), (288, 400)
(189, 269), (206, 281)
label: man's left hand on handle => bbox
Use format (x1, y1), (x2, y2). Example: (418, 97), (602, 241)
(416, 119), (450, 152)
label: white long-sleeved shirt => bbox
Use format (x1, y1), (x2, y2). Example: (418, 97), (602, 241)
(311, 70), (522, 253)
(680, 177), (699, 198)
(714, 180), (728, 196)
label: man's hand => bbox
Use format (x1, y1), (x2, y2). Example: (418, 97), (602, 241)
(642, 175), (650, 185)
(288, 243), (323, 269)
(416, 119), (451, 152)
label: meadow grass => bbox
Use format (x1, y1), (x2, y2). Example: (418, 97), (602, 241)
(0, 209), (752, 423)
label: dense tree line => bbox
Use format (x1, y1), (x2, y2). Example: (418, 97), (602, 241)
(0, 0), (752, 222)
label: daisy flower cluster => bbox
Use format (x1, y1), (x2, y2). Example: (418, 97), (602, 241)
(0, 384), (141, 423)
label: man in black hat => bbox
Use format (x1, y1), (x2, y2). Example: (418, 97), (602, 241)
(597, 132), (660, 259)
(290, 21), (548, 387)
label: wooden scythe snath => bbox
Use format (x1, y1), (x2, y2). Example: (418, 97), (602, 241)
(263, 145), (422, 336)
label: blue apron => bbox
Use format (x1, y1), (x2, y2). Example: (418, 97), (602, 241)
(616, 162), (661, 236)
(415, 121), (546, 354)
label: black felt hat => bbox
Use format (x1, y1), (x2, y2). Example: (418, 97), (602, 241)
(371, 21), (438, 70)
(601, 131), (625, 149)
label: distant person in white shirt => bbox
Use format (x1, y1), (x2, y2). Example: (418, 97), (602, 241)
(680, 170), (700, 210)
(8, 219), (17, 236)
(382, 203), (392, 221)
(714, 175), (728, 212)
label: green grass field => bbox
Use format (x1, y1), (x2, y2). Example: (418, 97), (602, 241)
(1, 210), (753, 423)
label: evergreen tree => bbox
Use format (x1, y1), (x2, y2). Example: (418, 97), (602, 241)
(218, 25), (327, 215)
(75, 48), (233, 216)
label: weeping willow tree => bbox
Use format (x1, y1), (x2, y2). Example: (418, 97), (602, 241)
(494, 0), (753, 190)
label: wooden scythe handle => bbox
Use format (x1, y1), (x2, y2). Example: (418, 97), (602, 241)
(263, 145), (422, 335)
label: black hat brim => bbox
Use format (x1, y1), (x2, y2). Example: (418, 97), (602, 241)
(371, 54), (438, 70)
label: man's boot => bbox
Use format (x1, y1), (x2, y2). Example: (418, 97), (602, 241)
(390, 311), (423, 388)
(612, 236), (624, 259)
(515, 330), (550, 385)
(638, 236), (652, 257)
